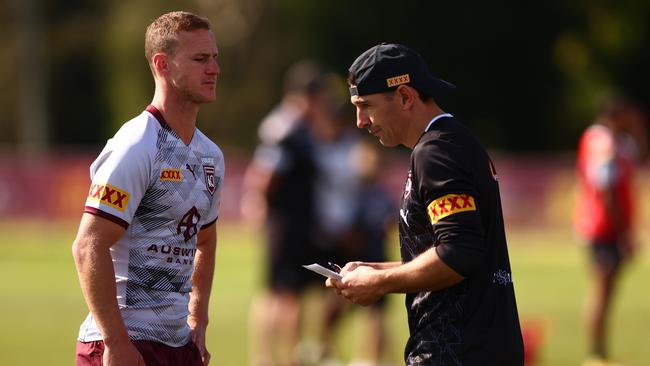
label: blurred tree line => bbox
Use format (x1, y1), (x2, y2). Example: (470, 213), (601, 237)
(1, 0), (648, 153)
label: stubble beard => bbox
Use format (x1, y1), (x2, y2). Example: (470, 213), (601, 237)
(180, 86), (215, 105)
(172, 76), (216, 105)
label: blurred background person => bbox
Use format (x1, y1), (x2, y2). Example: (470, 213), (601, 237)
(307, 73), (397, 366)
(307, 73), (362, 365)
(240, 60), (325, 366)
(310, 73), (362, 274)
(574, 95), (647, 366)
(345, 139), (396, 366)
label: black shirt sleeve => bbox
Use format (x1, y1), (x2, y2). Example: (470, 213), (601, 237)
(412, 134), (486, 277)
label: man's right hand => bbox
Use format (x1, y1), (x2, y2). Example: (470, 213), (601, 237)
(103, 341), (146, 366)
(326, 261), (362, 294)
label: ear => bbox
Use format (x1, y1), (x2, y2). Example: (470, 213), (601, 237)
(396, 85), (416, 110)
(152, 53), (169, 76)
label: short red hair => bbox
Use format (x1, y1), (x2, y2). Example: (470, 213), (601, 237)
(144, 11), (211, 64)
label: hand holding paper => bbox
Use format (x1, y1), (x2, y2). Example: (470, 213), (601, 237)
(302, 263), (342, 280)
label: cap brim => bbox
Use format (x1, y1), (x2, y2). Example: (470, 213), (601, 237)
(421, 77), (456, 99)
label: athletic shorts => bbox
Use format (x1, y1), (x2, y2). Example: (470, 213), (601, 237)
(75, 339), (202, 366)
(324, 238), (387, 310)
(589, 241), (624, 273)
(265, 217), (323, 292)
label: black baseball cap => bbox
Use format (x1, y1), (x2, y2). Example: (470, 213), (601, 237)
(348, 43), (456, 99)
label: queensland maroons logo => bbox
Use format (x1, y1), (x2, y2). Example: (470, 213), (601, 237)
(403, 171), (413, 199)
(203, 165), (216, 195)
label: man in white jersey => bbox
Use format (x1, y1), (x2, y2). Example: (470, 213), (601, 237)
(72, 11), (223, 366)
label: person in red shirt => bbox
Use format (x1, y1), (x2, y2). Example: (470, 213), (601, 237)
(574, 96), (647, 366)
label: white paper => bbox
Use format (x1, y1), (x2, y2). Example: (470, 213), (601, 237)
(302, 263), (342, 280)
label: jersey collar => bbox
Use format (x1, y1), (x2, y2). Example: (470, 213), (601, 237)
(145, 105), (169, 129)
(424, 113), (453, 133)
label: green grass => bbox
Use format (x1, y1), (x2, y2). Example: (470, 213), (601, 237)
(0, 221), (648, 365)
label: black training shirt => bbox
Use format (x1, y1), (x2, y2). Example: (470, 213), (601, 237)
(398, 115), (524, 365)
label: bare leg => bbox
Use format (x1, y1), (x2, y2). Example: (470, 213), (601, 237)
(249, 290), (302, 366)
(249, 292), (274, 366)
(321, 291), (348, 360)
(586, 264), (619, 359)
(356, 306), (387, 366)
(275, 291), (302, 366)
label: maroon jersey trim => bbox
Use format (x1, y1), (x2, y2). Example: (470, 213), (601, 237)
(84, 206), (129, 229)
(145, 105), (169, 128)
(200, 217), (218, 230)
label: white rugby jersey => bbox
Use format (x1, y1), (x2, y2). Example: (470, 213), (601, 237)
(77, 105), (224, 347)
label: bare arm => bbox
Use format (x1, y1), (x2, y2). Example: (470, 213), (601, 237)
(381, 247), (464, 293)
(188, 224), (217, 365)
(339, 261), (402, 271)
(239, 163), (276, 227)
(327, 247), (464, 306)
(72, 213), (144, 365)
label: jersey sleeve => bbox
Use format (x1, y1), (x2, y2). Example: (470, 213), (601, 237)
(252, 143), (292, 175)
(84, 137), (151, 229)
(413, 139), (485, 277)
(253, 106), (300, 175)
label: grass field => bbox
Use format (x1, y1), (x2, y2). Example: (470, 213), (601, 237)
(0, 221), (648, 365)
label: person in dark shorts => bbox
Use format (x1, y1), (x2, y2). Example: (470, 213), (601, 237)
(314, 121), (395, 364)
(574, 96), (646, 366)
(346, 139), (397, 365)
(240, 60), (332, 366)
(326, 43), (524, 365)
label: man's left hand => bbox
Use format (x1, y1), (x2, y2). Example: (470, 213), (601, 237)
(327, 264), (384, 306)
(188, 318), (211, 365)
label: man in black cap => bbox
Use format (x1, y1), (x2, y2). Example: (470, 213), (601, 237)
(326, 43), (524, 365)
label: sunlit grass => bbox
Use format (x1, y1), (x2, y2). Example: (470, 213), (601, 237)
(0, 221), (648, 365)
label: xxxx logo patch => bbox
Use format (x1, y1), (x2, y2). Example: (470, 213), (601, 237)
(427, 193), (476, 224)
(386, 74), (410, 87)
(160, 168), (182, 182)
(87, 183), (130, 212)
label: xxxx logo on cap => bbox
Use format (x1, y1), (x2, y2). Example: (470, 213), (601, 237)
(386, 74), (410, 88)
